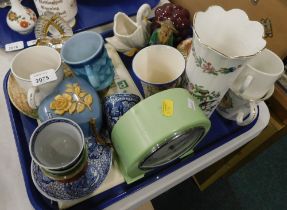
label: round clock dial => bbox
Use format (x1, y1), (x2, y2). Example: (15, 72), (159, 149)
(139, 127), (205, 170)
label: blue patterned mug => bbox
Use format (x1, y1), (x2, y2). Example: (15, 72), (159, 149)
(103, 93), (141, 132)
(61, 31), (115, 91)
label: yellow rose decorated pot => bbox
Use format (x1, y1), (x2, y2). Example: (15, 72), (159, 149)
(38, 77), (102, 136)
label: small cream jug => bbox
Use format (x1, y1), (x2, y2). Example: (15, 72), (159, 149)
(105, 4), (152, 54)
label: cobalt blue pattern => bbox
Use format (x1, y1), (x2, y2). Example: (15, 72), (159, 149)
(31, 137), (112, 201)
(103, 93), (141, 131)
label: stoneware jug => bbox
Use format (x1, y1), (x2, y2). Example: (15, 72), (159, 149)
(185, 6), (266, 117)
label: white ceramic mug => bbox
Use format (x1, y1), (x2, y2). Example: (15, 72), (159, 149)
(33, 0), (77, 27)
(29, 118), (85, 171)
(231, 48), (284, 100)
(132, 45), (185, 97)
(10, 46), (64, 109)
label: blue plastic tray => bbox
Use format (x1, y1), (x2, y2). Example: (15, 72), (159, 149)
(0, 0), (159, 48)
(3, 30), (259, 210)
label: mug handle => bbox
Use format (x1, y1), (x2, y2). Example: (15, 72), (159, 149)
(239, 75), (253, 94)
(84, 64), (100, 89)
(236, 101), (258, 126)
(27, 86), (40, 109)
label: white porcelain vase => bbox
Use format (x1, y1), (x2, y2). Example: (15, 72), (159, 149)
(6, 0), (37, 34)
(185, 6), (266, 117)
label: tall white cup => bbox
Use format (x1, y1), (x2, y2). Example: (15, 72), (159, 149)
(231, 49), (284, 100)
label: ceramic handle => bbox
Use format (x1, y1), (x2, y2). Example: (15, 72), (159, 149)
(84, 64), (100, 89)
(236, 101), (258, 126)
(239, 75), (253, 94)
(27, 86), (40, 109)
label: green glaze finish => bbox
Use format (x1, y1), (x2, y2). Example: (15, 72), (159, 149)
(111, 88), (211, 183)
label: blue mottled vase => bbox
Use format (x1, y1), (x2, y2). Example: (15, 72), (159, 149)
(61, 31), (115, 91)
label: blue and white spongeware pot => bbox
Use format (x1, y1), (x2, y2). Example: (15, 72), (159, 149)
(184, 6), (266, 117)
(103, 93), (141, 132)
(132, 45), (185, 98)
(61, 31), (115, 91)
(38, 76), (102, 136)
(31, 136), (112, 201)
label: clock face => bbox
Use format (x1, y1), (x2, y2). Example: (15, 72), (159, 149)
(139, 127), (205, 170)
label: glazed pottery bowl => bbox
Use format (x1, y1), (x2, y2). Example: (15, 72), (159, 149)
(29, 118), (85, 171)
(31, 136), (112, 201)
(41, 145), (88, 181)
(103, 93), (141, 132)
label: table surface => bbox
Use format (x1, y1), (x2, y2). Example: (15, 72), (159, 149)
(0, 2), (270, 209)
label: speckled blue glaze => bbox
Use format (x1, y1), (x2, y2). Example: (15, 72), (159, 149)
(103, 93), (141, 132)
(38, 77), (102, 136)
(31, 136), (112, 201)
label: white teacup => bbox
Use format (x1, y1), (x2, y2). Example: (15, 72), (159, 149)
(10, 46), (64, 109)
(231, 48), (284, 100)
(217, 86), (274, 126)
(29, 118), (85, 171)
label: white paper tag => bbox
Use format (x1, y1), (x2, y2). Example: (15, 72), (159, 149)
(27, 39), (37, 47)
(5, 41), (24, 52)
(30, 69), (57, 86)
(188, 98), (196, 110)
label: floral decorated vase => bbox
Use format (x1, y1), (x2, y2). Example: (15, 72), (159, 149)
(185, 6), (266, 117)
(6, 0), (37, 34)
(38, 77), (102, 136)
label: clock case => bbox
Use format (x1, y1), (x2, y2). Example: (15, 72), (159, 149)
(111, 88), (211, 183)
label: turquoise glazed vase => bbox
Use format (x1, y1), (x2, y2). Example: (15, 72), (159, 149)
(61, 31), (115, 91)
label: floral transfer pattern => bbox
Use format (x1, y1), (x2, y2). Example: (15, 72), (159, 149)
(187, 82), (220, 115)
(192, 47), (242, 75)
(8, 8), (37, 29)
(50, 83), (93, 115)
